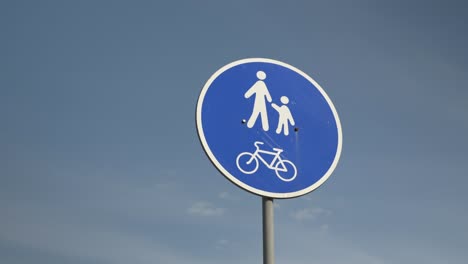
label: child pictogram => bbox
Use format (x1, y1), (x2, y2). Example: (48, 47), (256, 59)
(271, 96), (295, 136)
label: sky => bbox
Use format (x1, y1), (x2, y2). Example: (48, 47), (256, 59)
(1, 0), (467, 263)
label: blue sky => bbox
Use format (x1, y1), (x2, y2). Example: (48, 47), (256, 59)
(1, 0), (467, 263)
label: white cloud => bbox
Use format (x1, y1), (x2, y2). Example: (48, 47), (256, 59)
(215, 239), (230, 249)
(0, 202), (205, 264)
(188, 202), (225, 216)
(320, 224), (329, 232)
(290, 207), (331, 221)
(219, 191), (238, 201)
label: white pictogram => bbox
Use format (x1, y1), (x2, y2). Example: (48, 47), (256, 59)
(236, 141), (297, 182)
(271, 96), (295, 136)
(244, 71), (272, 131)
(244, 71), (295, 136)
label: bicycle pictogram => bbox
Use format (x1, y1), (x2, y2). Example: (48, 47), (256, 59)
(236, 141), (297, 182)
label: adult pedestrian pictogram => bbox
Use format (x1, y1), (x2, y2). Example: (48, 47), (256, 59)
(244, 71), (272, 131)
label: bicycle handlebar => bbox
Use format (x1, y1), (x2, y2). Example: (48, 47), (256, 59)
(254, 141), (264, 148)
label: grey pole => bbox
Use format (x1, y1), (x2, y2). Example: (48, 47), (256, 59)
(262, 197), (275, 264)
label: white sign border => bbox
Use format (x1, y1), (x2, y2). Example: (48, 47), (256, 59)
(196, 58), (343, 199)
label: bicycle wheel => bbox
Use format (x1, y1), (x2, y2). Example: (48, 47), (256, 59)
(236, 152), (259, 174)
(275, 160), (297, 182)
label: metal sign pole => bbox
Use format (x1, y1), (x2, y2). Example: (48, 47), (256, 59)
(262, 197), (275, 264)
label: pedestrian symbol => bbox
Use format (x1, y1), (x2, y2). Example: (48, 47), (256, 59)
(244, 71), (272, 131)
(196, 58), (342, 199)
(244, 71), (296, 136)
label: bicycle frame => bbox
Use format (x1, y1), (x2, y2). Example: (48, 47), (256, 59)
(251, 147), (284, 170)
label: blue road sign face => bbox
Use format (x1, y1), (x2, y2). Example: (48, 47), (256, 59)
(196, 58), (342, 199)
